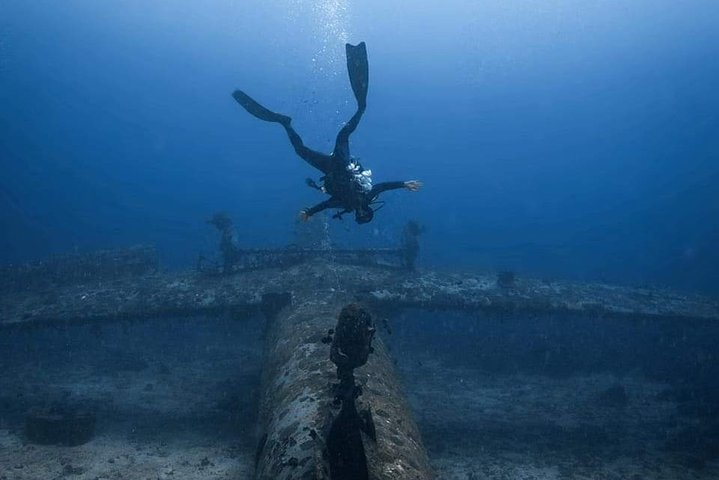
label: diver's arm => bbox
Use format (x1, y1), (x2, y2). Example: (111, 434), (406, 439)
(371, 180), (423, 196)
(299, 198), (342, 221)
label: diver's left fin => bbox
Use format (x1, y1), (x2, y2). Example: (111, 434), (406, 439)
(232, 90), (291, 125)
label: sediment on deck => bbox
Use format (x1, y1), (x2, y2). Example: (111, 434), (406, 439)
(1, 248), (717, 329)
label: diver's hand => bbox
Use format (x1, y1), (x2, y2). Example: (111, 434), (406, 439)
(404, 180), (423, 192)
(298, 209), (310, 222)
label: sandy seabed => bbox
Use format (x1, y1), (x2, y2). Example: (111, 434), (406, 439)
(1, 315), (717, 480)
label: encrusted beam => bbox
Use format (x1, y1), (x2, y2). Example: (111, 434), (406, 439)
(255, 291), (433, 480)
(1, 261), (717, 330)
(365, 271), (719, 320)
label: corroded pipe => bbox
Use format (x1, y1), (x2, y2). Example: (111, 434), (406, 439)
(256, 291), (432, 480)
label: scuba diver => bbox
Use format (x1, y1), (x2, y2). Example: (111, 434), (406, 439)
(232, 42), (422, 224)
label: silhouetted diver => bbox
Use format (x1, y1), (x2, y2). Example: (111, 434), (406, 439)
(232, 42), (422, 224)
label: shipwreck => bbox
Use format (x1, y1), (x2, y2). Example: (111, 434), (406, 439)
(1, 221), (717, 480)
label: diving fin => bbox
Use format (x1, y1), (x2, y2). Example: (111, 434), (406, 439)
(345, 42), (368, 109)
(232, 89), (291, 125)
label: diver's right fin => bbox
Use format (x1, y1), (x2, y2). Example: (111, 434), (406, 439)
(345, 42), (368, 109)
(232, 90), (291, 125)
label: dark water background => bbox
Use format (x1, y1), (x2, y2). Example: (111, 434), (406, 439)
(2, 4), (719, 475)
(1, 0), (718, 291)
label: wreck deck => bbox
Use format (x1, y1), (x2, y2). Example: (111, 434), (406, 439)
(2, 260), (717, 330)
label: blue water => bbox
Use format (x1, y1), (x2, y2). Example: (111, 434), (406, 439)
(1, 0), (718, 293)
